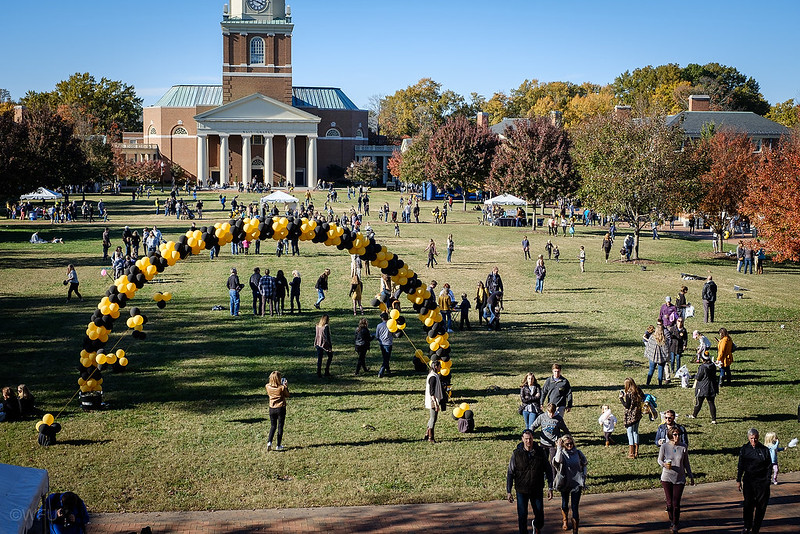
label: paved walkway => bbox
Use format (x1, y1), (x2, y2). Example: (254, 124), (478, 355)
(88, 472), (799, 533)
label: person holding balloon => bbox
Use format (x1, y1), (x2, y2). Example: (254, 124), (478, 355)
(424, 360), (447, 443)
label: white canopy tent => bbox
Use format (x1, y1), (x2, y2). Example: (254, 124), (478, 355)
(260, 190), (299, 213)
(0, 463), (49, 534)
(20, 187), (63, 201)
(483, 194), (530, 226)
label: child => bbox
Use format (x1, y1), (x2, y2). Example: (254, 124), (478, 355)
(579, 246), (586, 272)
(394, 223), (400, 237)
(458, 293), (471, 331)
(598, 404), (617, 446)
(764, 432), (785, 485)
(17, 384), (37, 418)
(241, 239), (250, 255)
(553, 245), (560, 263)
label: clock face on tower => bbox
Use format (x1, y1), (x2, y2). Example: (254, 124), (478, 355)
(247, 0), (268, 12)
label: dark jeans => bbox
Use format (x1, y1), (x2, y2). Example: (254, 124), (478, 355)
(67, 282), (82, 301)
(252, 290), (261, 315)
(561, 487), (582, 522)
(290, 294), (301, 313)
(316, 346), (332, 376)
(460, 313), (470, 330)
(355, 345), (369, 373)
(719, 365), (732, 386)
(661, 481), (685, 525)
(516, 491), (544, 534)
(742, 479), (770, 533)
(378, 344), (392, 377)
(268, 406), (286, 446)
(693, 395), (717, 420)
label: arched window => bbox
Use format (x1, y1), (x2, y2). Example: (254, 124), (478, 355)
(173, 127), (188, 136)
(355, 129), (364, 138)
(325, 128), (341, 137)
(252, 157), (264, 167)
(149, 127), (157, 135)
(250, 37), (265, 65)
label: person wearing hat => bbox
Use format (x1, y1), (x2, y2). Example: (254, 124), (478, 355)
(424, 360), (446, 443)
(506, 428), (554, 534)
(659, 296), (678, 328)
(226, 268), (243, 316)
(688, 350), (718, 423)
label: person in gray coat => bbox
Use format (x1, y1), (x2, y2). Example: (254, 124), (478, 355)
(552, 434), (588, 533)
(688, 353), (718, 423)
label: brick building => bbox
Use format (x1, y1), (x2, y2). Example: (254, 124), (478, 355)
(142, 0), (368, 189)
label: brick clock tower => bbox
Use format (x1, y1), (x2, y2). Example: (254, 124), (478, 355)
(222, 0), (293, 105)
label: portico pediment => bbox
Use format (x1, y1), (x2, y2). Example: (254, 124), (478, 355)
(195, 93), (320, 135)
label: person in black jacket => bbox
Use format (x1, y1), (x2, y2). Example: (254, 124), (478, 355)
(688, 353), (718, 423)
(289, 270), (301, 313)
(354, 318), (372, 374)
(507, 429), (554, 534)
(702, 275), (717, 323)
(249, 267), (262, 315)
(226, 268), (243, 316)
(737, 428), (772, 534)
(314, 268), (330, 309)
(2, 386), (21, 422)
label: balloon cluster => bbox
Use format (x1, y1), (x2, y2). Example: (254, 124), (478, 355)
(152, 291), (172, 309)
(452, 402), (472, 419)
(35, 413), (62, 446)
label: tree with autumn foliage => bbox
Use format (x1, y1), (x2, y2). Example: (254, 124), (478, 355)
(742, 133), (800, 262)
(489, 117), (577, 223)
(387, 150), (402, 179)
(345, 158), (380, 185)
(572, 114), (702, 260)
(114, 151), (162, 185)
(694, 130), (760, 251)
(426, 116), (499, 210)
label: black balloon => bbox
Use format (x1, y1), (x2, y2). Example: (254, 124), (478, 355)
(463, 410), (473, 420)
(157, 300), (166, 309)
(129, 307), (141, 317)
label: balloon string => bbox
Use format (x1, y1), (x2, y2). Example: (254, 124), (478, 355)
(54, 328), (132, 421)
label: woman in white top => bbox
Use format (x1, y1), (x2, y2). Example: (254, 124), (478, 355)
(65, 264), (82, 302)
(657, 427), (694, 533)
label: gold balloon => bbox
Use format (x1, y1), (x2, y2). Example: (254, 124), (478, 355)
(42, 413), (54, 425)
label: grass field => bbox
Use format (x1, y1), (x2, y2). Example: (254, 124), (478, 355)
(1, 189), (799, 512)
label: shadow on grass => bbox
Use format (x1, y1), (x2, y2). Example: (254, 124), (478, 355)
(59, 438), (113, 446)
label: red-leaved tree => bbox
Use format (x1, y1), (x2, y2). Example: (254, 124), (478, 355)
(426, 116), (499, 210)
(387, 150), (402, 179)
(696, 130), (760, 251)
(489, 117), (577, 223)
(742, 133), (800, 261)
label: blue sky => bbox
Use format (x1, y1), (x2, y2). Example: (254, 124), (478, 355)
(2, 0), (799, 111)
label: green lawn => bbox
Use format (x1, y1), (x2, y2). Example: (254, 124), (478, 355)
(1, 189), (798, 512)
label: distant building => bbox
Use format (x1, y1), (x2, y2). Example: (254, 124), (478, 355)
(140, 0), (369, 188)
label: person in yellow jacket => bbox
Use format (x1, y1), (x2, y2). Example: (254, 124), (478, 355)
(716, 327), (734, 387)
(475, 281), (488, 326)
(437, 283), (455, 333)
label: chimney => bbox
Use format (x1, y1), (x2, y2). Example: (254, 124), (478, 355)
(613, 105), (632, 119)
(13, 105), (26, 124)
(476, 112), (489, 129)
(549, 110), (563, 128)
(688, 95), (711, 112)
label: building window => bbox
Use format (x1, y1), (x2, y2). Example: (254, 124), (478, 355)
(173, 127), (188, 136)
(149, 127), (156, 135)
(252, 135), (264, 145)
(356, 129), (364, 138)
(326, 128), (341, 137)
(753, 138), (763, 153)
(252, 157), (264, 167)
(250, 37), (265, 65)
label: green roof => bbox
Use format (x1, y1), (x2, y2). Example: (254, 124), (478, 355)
(152, 85), (362, 111)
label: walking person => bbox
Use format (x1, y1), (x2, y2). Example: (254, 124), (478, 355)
(541, 364), (573, 417)
(289, 270), (301, 313)
(506, 429), (554, 534)
(375, 312), (393, 378)
(658, 427), (694, 533)
(578, 246), (586, 273)
(716, 327), (734, 387)
(314, 268), (330, 309)
(545, 240), (554, 259)
(519, 372), (542, 430)
(619, 377), (644, 459)
(688, 352), (718, 423)
(102, 227), (111, 261)
(645, 323), (670, 386)
(446, 234), (454, 263)
(601, 233), (613, 263)
(737, 428), (772, 534)
(424, 360), (447, 443)
(265, 371), (289, 451)
(64, 264), (82, 303)
(702, 275), (717, 323)
(249, 267), (262, 316)
(350, 273), (364, 315)
(553, 435), (587, 533)
(522, 236), (531, 260)
(668, 317), (688, 373)
(314, 315), (333, 377)
(424, 239), (437, 268)
(354, 318), (372, 375)
(475, 281), (488, 326)
(226, 267), (242, 316)
(534, 256), (546, 294)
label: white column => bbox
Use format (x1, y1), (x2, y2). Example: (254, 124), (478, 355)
(196, 134), (208, 187)
(219, 134), (230, 186)
(307, 134), (318, 189)
(241, 134), (252, 187)
(285, 134), (296, 187)
(265, 134), (274, 187)
(381, 155), (388, 182)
